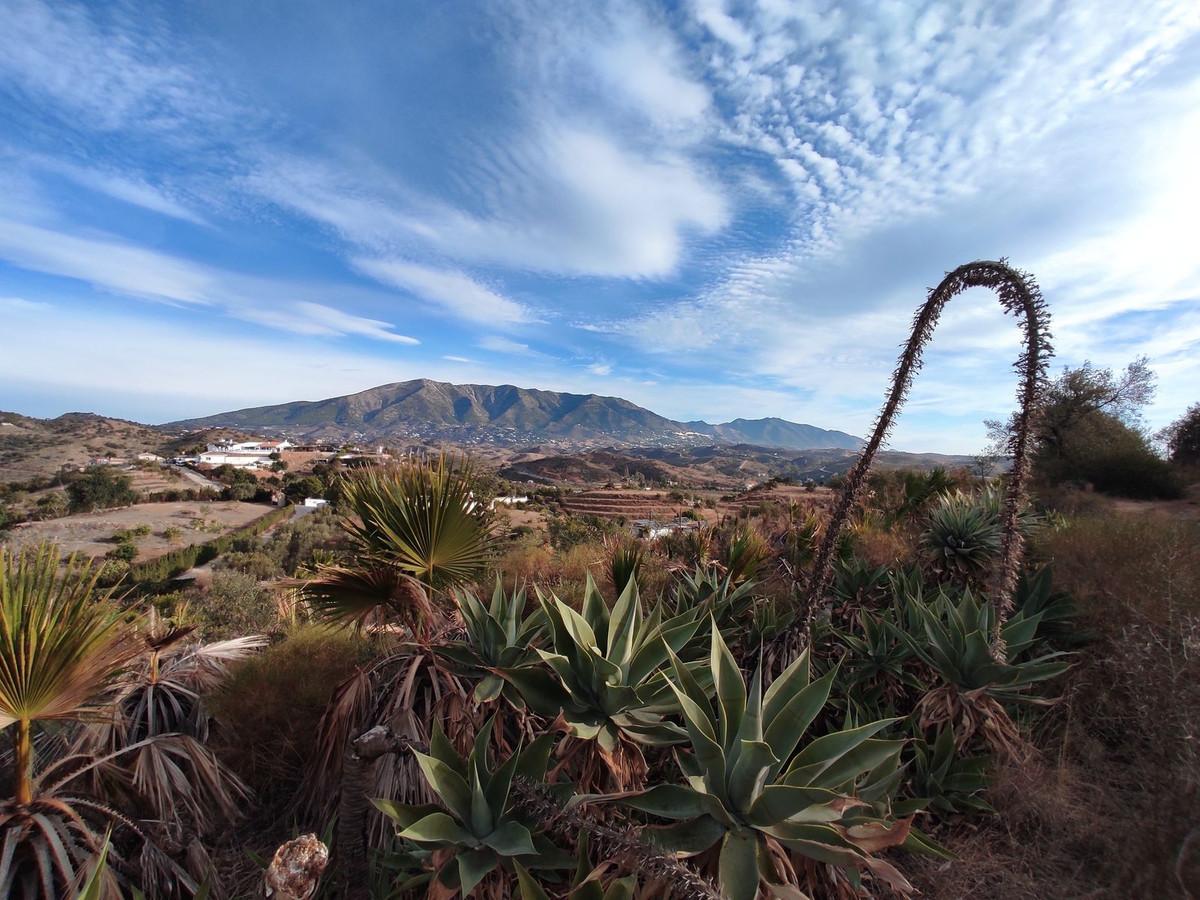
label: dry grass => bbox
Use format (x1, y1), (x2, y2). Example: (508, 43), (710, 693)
(916, 511), (1200, 899)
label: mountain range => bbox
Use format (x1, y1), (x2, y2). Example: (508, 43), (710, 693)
(168, 379), (863, 451)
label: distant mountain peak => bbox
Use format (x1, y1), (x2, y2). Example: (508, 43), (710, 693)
(167, 378), (863, 452)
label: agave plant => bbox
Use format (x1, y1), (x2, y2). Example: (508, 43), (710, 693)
(905, 726), (993, 817)
(374, 717), (570, 898)
(496, 574), (704, 790)
(833, 609), (919, 722)
(832, 558), (890, 608)
(0, 544), (141, 897)
(598, 624), (913, 900)
(895, 590), (1071, 757)
(605, 538), (644, 599)
(670, 566), (757, 628)
(721, 525), (770, 586)
(1012, 567), (1084, 648)
(919, 491), (1003, 582)
(438, 578), (545, 703)
(337, 455), (495, 592)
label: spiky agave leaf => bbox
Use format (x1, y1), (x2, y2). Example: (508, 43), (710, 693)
(439, 578), (544, 703)
(894, 590), (1071, 755)
(375, 715), (569, 897)
(595, 622), (913, 900)
(494, 575), (705, 789)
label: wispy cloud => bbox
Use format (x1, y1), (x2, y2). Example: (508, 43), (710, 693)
(354, 258), (533, 326)
(232, 302), (418, 344)
(37, 159), (207, 225)
(478, 335), (540, 357)
(0, 219), (215, 304)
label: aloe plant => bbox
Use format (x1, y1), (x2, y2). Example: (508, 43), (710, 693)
(375, 717), (569, 897)
(602, 623), (913, 900)
(495, 574), (705, 788)
(439, 578), (545, 703)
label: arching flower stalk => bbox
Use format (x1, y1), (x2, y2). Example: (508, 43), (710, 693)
(781, 260), (1052, 666)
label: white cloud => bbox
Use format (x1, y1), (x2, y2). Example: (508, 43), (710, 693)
(231, 302), (418, 344)
(587, 361), (613, 376)
(39, 159), (207, 225)
(0, 0), (242, 138)
(0, 296), (51, 312)
(0, 219), (215, 304)
(354, 259), (532, 326)
(442, 355), (473, 363)
(478, 335), (538, 356)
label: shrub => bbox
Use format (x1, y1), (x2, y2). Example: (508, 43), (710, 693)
(210, 626), (370, 813)
(105, 540), (137, 562)
(1078, 447), (1183, 499)
(66, 466), (138, 512)
(196, 571), (280, 638)
(126, 505), (290, 584)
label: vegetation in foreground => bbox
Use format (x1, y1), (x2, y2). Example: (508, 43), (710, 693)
(1, 263), (1197, 898)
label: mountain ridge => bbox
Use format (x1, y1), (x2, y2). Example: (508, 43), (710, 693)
(166, 379), (863, 451)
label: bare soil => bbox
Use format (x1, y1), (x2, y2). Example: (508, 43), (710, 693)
(2, 501), (275, 560)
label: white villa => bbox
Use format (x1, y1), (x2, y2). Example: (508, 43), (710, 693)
(197, 439), (293, 468)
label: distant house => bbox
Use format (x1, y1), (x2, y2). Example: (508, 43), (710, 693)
(135, 452), (163, 463)
(630, 518), (700, 540)
(489, 495), (530, 509)
(303, 497), (329, 508)
(198, 439), (293, 468)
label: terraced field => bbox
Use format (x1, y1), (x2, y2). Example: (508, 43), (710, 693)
(558, 484), (837, 523)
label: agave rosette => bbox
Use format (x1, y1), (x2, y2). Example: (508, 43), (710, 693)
(496, 574), (706, 753)
(440, 577), (546, 703)
(375, 716), (570, 897)
(596, 623), (913, 900)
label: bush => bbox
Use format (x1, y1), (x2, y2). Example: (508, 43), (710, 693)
(209, 626), (370, 814)
(195, 571), (280, 639)
(66, 466), (138, 512)
(1079, 448), (1183, 500)
(105, 541), (138, 562)
(126, 505), (289, 584)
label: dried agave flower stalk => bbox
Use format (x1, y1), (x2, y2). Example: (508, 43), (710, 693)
(509, 778), (721, 900)
(785, 260), (1051, 661)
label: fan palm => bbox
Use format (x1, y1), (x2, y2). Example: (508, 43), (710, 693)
(0, 544), (139, 896)
(80, 613), (263, 839)
(339, 455), (494, 592)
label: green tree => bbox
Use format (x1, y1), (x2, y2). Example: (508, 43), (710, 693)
(66, 466), (138, 513)
(284, 475), (325, 504)
(987, 357), (1178, 497)
(1159, 402), (1200, 466)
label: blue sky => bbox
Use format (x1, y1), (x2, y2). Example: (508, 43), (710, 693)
(1, 0), (1198, 453)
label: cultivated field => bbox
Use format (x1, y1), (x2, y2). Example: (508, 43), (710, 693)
(1, 501), (276, 560)
(558, 484), (837, 523)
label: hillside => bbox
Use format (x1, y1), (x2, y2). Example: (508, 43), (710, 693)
(167, 379), (863, 451)
(0, 411), (169, 484)
(497, 444), (978, 487)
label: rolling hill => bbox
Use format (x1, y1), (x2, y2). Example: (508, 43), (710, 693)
(167, 379), (863, 451)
